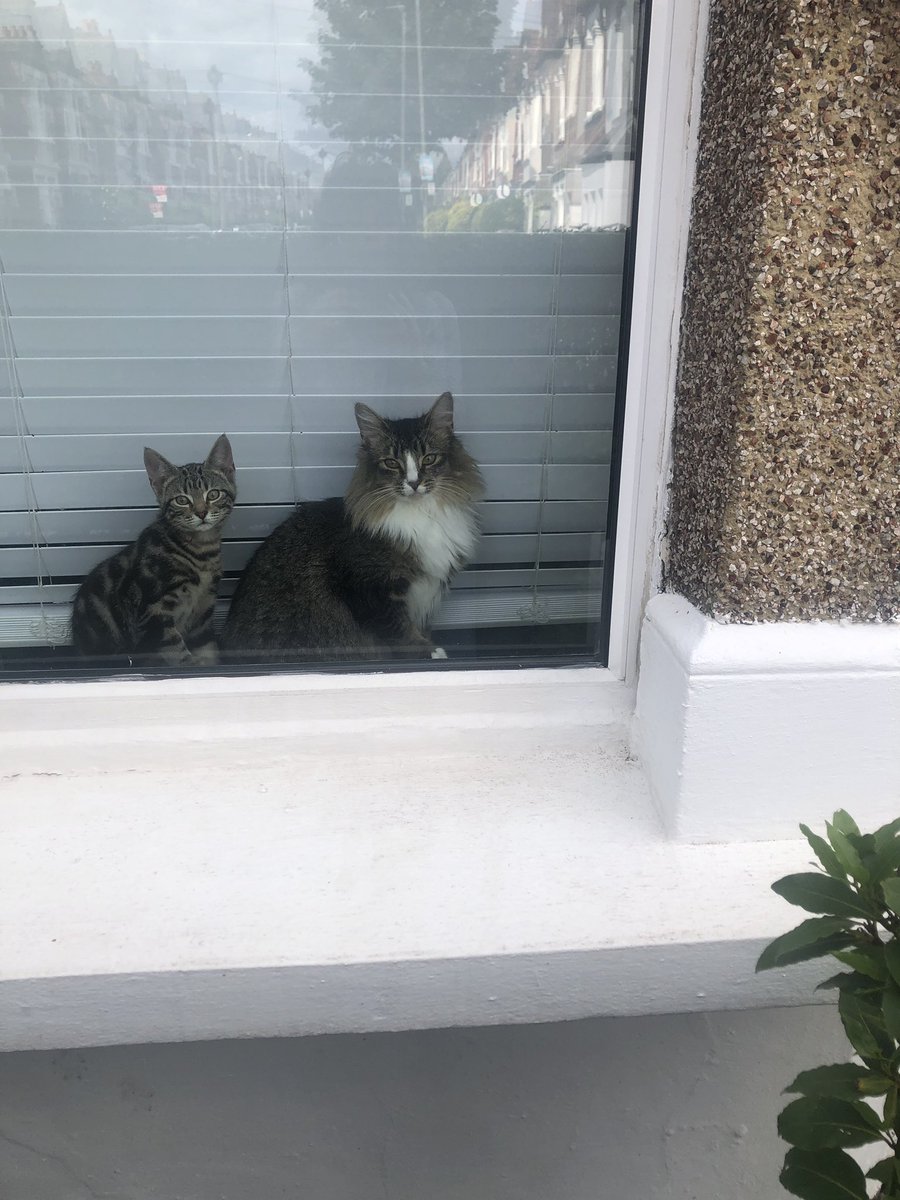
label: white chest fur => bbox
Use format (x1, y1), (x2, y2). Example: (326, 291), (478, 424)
(374, 497), (478, 629)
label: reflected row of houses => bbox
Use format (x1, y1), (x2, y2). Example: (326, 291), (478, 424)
(445, 0), (638, 231)
(0, 0), (316, 229)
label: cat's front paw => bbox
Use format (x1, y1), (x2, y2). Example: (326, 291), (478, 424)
(191, 643), (220, 667)
(430, 647), (448, 660)
(159, 648), (193, 667)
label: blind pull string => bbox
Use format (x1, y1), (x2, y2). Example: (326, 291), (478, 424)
(269, 15), (301, 513)
(532, 224), (564, 625)
(0, 254), (54, 637)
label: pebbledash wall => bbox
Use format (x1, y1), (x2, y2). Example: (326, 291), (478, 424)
(667, 0), (897, 622)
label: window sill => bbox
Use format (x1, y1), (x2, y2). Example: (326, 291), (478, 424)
(2, 665), (827, 1051)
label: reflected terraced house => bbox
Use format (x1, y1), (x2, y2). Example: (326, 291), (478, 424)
(448, 0), (638, 231)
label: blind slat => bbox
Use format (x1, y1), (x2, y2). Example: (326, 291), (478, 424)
(0, 501), (609, 547)
(0, 232), (626, 277)
(0, 393), (617, 437)
(0, 566), (604, 611)
(0, 531), (605, 580)
(8, 315), (620, 360)
(0, 464), (610, 510)
(0, 273), (623, 321)
(0, 578), (607, 648)
(8, 354), (618, 398)
(0, 430), (612, 473)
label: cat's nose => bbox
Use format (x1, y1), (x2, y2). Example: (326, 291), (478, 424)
(196, 507), (208, 520)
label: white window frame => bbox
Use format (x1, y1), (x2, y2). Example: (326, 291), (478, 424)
(0, 0), (710, 740)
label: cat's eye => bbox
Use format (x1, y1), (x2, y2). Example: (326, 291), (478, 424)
(206, 489), (222, 501)
(420, 453), (441, 467)
(380, 458), (402, 471)
(173, 494), (190, 506)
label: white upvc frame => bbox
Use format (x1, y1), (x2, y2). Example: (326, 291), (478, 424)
(606, 0), (710, 683)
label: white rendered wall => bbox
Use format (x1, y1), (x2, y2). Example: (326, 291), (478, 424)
(1, 1007), (845, 1200)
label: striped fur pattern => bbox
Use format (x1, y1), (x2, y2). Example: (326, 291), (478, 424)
(222, 393), (483, 662)
(71, 435), (236, 665)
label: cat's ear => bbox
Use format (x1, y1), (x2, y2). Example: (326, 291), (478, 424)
(427, 391), (454, 438)
(143, 446), (176, 499)
(355, 403), (388, 449)
(205, 433), (235, 483)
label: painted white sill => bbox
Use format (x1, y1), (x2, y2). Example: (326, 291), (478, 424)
(2, 666), (829, 1052)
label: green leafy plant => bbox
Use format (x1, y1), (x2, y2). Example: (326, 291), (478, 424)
(757, 811), (900, 1199)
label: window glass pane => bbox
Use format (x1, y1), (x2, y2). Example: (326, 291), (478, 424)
(0, 0), (646, 677)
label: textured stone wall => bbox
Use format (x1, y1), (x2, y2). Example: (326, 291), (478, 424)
(666, 0), (898, 621)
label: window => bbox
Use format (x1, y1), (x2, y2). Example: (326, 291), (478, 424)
(0, 0), (647, 679)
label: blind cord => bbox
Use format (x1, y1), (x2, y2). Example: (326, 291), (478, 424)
(0, 252), (54, 640)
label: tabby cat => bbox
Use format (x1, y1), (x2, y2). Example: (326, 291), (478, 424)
(71, 435), (236, 665)
(222, 392), (483, 661)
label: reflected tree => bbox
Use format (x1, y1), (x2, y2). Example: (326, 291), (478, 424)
(305, 0), (503, 147)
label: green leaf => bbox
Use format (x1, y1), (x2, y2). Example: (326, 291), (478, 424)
(867, 1157), (899, 1186)
(859, 1074), (894, 1097)
(839, 989), (894, 1062)
(831, 811), (862, 839)
(883, 984), (900, 1043)
(885, 942), (900, 988)
(801, 823), (848, 880)
(826, 823), (869, 883)
(875, 819), (900, 849)
(786, 1063), (890, 1101)
(817, 971), (881, 995)
(817, 973), (853, 991)
(882, 878), (900, 911)
(833, 945), (887, 981)
(772, 874), (872, 920)
(871, 822), (900, 884)
(778, 1096), (884, 1150)
(756, 918), (855, 972)
(885, 1086), (898, 1131)
(872, 839), (900, 883)
(780, 1147), (868, 1199)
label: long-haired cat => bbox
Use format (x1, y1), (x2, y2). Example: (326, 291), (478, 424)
(222, 393), (483, 661)
(71, 435), (236, 665)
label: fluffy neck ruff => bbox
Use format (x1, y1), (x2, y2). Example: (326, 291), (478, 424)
(362, 490), (479, 581)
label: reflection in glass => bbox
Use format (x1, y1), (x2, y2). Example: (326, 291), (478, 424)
(0, 0), (638, 233)
(0, 0), (645, 675)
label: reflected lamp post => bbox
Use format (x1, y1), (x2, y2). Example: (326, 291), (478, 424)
(207, 64), (226, 230)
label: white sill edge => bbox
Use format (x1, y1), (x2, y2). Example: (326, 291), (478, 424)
(0, 662), (618, 702)
(646, 594), (900, 676)
(1, 946), (832, 1054)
